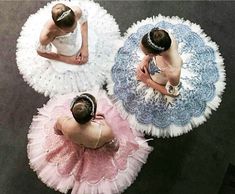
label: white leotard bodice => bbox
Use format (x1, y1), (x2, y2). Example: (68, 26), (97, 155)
(52, 25), (82, 56)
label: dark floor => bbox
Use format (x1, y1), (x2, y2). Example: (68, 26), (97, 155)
(0, 1), (235, 194)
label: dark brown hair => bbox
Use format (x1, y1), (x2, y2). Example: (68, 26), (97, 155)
(51, 3), (76, 28)
(141, 28), (171, 55)
(71, 93), (97, 124)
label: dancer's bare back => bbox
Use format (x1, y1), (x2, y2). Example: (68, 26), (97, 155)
(54, 116), (115, 149)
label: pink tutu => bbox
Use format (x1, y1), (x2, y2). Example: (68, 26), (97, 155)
(27, 92), (152, 194)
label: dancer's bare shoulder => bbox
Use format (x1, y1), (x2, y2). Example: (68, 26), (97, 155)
(39, 21), (57, 44)
(71, 6), (83, 20)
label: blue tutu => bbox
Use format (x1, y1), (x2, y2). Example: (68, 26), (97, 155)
(109, 15), (226, 137)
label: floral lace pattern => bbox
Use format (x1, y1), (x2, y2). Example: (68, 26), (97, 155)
(111, 19), (222, 130)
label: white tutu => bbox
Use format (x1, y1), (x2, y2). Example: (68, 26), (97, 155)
(16, 0), (121, 97)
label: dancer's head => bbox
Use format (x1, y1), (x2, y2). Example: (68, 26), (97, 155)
(52, 3), (77, 32)
(141, 28), (171, 55)
(70, 93), (97, 124)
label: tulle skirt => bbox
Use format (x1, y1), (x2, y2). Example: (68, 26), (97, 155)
(108, 15), (226, 137)
(16, 0), (121, 97)
(27, 91), (152, 194)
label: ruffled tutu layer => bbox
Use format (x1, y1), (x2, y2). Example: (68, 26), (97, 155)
(16, 0), (121, 97)
(27, 91), (152, 194)
(108, 15), (226, 137)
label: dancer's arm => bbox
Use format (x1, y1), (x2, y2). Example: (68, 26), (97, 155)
(75, 8), (89, 64)
(137, 55), (151, 70)
(136, 66), (179, 97)
(54, 117), (65, 135)
(37, 32), (81, 65)
(146, 75), (174, 96)
(78, 21), (88, 64)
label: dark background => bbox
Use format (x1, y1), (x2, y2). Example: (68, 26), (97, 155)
(0, 1), (234, 194)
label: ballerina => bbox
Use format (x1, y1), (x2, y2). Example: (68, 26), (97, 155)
(27, 91), (152, 194)
(37, 3), (89, 65)
(16, 0), (121, 96)
(109, 15), (226, 137)
(54, 93), (118, 150)
(136, 27), (182, 97)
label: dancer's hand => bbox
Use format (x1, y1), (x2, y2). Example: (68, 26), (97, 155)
(136, 66), (151, 85)
(138, 61), (147, 71)
(60, 55), (82, 65)
(77, 46), (89, 64)
(106, 138), (119, 152)
(137, 55), (151, 72)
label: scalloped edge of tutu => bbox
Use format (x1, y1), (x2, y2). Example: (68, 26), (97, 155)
(16, 61), (107, 97)
(16, 0), (121, 97)
(107, 14), (226, 137)
(71, 140), (152, 194)
(27, 91), (153, 193)
(27, 134), (152, 194)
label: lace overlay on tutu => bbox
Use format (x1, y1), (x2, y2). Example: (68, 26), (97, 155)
(108, 15), (226, 137)
(16, 0), (121, 97)
(27, 91), (152, 194)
